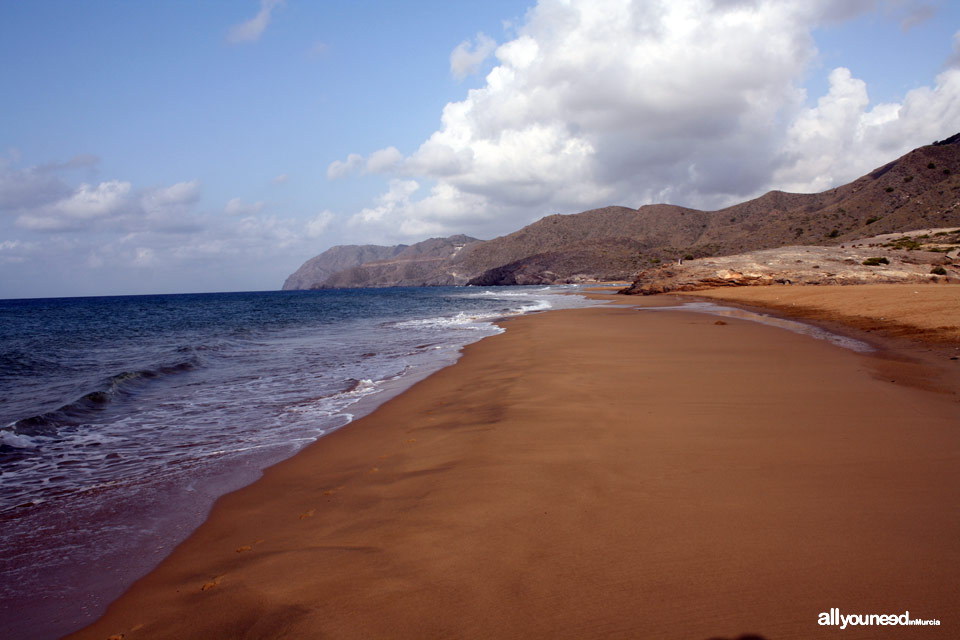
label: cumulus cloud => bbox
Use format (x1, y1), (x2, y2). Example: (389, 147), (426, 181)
(142, 181), (201, 212)
(328, 148), (405, 178)
(224, 197), (265, 216)
(365, 147), (404, 174)
(305, 210), (334, 238)
(227, 0), (284, 44)
(351, 179), (420, 225)
(450, 32), (497, 80)
(337, 0), (960, 243)
(271, 173), (289, 185)
(775, 65), (960, 191)
(16, 180), (132, 231)
(327, 153), (364, 180)
(0, 156), (206, 233)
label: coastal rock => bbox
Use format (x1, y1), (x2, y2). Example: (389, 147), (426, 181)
(620, 231), (960, 295)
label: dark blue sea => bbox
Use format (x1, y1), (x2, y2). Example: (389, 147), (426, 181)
(0, 286), (599, 640)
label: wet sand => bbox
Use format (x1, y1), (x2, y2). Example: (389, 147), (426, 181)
(681, 283), (960, 345)
(69, 304), (960, 639)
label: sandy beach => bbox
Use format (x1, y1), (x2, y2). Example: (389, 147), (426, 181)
(682, 284), (960, 346)
(69, 297), (960, 639)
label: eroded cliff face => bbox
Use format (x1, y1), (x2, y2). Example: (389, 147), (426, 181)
(284, 137), (960, 289)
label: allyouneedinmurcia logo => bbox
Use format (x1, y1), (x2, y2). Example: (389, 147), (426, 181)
(818, 608), (941, 629)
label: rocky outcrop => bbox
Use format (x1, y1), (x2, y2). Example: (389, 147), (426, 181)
(620, 229), (960, 295)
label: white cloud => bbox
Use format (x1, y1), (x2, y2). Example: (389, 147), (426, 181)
(305, 210), (334, 238)
(0, 156), (346, 297)
(366, 146), (404, 174)
(339, 0), (960, 243)
(16, 180), (133, 230)
(227, 0), (284, 44)
(350, 179), (420, 226)
(272, 173), (289, 185)
(151, 180), (201, 206)
(224, 197), (265, 216)
(450, 32), (497, 80)
(775, 65), (960, 191)
(56, 180), (131, 218)
(1, 166), (205, 232)
(327, 153), (364, 180)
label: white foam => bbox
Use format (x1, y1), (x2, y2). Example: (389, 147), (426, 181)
(0, 430), (38, 449)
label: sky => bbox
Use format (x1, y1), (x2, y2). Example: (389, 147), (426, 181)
(1, 0), (959, 299)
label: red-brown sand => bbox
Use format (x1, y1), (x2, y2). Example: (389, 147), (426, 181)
(680, 283), (960, 345)
(69, 304), (960, 639)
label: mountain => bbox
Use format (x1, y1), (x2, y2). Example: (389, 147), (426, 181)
(284, 136), (960, 288)
(282, 244), (408, 291)
(304, 235), (481, 288)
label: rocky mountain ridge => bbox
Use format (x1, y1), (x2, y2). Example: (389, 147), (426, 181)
(284, 136), (960, 289)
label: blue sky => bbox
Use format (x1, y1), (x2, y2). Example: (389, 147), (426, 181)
(1, 0), (958, 298)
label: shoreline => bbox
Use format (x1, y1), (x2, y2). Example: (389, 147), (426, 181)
(674, 283), (960, 347)
(69, 296), (960, 639)
(3, 287), (590, 640)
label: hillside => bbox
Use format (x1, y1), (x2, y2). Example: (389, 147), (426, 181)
(284, 136), (960, 289)
(282, 244), (407, 291)
(313, 235), (480, 288)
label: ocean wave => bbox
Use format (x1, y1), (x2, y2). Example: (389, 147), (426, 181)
(7, 356), (201, 436)
(285, 377), (384, 415)
(0, 430), (39, 449)
(393, 300), (553, 330)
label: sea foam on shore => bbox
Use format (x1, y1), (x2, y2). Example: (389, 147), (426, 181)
(0, 285), (597, 640)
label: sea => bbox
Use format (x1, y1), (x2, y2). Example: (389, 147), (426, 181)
(0, 285), (600, 640)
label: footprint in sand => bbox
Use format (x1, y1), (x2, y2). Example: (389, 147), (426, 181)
(200, 575), (224, 592)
